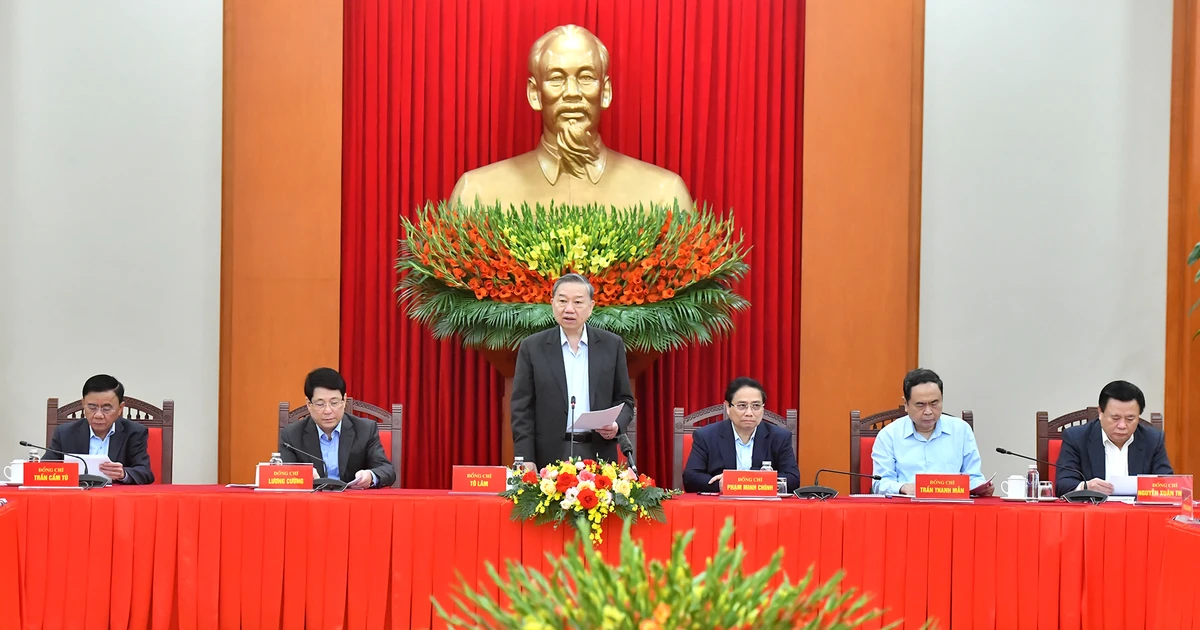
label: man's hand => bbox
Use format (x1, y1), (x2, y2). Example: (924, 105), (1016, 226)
(899, 482), (916, 496)
(970, 480), (995, 497)
(1085, 478), (1114, 495)
(98, 461), (125, 481)
(349, 470), (375, 489)
(595, 422), (618, 440)
(708, 474), (724, 490)
(522, 461), (536, 473)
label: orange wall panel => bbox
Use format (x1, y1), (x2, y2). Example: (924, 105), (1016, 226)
(800, 0), (925, 492)
(219, 0), (343, 483)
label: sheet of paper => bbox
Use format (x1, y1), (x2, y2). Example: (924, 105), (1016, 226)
(571, 403), (625, 431)
(971, 472), (997, 492)
(75, 454), (113, 480)
(1109, 475), (1138, 496)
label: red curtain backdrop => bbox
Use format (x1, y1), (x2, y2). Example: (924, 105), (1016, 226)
(342, 0), (803, 488)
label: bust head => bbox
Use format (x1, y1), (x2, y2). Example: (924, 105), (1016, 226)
(526, 25), (612, 176)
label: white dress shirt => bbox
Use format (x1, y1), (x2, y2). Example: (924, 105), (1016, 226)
(560, 327), (591, 432)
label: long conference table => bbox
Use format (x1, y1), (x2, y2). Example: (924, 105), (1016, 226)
(0, 486), (1196, 630)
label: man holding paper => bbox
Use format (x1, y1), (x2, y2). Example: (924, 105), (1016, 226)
(45, 374), (154, 484)
(511, 273), (636, 468)
(871, 369), (992, 496)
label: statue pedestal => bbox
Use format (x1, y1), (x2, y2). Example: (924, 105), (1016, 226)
(479, 347), (661, 465)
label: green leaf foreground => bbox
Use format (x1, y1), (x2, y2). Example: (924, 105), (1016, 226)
(433, 517), (933, 630)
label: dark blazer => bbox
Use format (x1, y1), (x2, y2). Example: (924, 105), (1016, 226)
(46, 418), (154, 484)
(682, 419), (800, 494)
(511, 325), (636, 468)
(278, 413), (396, 487)
(1054, 419), (1173, 496)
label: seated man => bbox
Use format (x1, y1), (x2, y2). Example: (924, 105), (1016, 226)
(871, 368), (991, 496)
(279, 367), (396, 488)
(682, 377), (800, 493)
(1054, 380), (1173, 496)
(46, 374), (154, 484)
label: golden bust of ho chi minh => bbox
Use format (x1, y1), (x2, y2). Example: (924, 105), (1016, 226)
(450, 25), (693, 211)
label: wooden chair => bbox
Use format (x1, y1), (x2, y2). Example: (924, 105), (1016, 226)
(46, 397), (174, 484)
(672, 405), (798, 491)
(849, 406), (975, 494)
(1035, 408), (1164, 483)
(278, 398), (403, 488)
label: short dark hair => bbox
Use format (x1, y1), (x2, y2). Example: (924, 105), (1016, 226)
(82, 374), (124, 403)
(724, 376), (767, 406)
(304, 367), (347, 400)
(1099, 380), (1145, 414)
(552, 273), (595, 300)
(903, 368), (943, 400)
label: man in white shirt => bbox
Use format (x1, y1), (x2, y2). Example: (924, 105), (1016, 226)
(1053, 380), (1173, 496)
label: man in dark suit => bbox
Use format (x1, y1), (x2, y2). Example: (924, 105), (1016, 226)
(682, 377), (800, 493)
(46, 374), (154, 484)
(511, 273), (636, 469)
(1055, 379), (1173, 496)
(279, 368), (396, 488)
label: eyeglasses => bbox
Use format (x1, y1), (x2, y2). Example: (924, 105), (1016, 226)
(308, 399), (345, 411)
(84, 404), (117, 415)
(732, 402), (764, 413)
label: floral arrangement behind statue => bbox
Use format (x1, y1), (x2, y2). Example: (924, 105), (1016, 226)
(396, 201), (750, 352)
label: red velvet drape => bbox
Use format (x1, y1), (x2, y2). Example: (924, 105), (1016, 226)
(342, 0), (803, 488)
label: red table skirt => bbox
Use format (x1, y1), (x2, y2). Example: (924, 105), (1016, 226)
(0, 487), (1191, 630)
(1156, 519), (1200, 629)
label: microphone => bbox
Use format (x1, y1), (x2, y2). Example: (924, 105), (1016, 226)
(995, 447), (1106, 504)
(19, 441), (110, 488)
(281, 441), (348, 491)
(616, 433), (637, 475)
(794, 469), (882, 500)
(569, 395), (577, 462)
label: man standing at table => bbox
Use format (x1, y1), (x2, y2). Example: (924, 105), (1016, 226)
(45, 374), (154, 484)
(278, 368), (396, 488)
(871, 368), (992, 496)
(682, 377), (800, 493)
(1054, 380), (1173, 496)
(511, 273), (636, 469)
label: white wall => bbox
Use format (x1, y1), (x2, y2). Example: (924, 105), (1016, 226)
(0, 1), (222, 482)
(921, 0), (1173, 482)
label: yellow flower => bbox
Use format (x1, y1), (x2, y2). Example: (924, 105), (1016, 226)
(521, 616), (554, 630)
(601, 605), (625, 629)
(539, 478), (556, 496)
(602, 465), (617, 479)
(558, 462), (576, 475)
(612, 479), (632, 497)
(528, 260), (539, 271)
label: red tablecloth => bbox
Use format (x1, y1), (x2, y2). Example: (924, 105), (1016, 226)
(0, 502), (23, 629)
(0, 486), (1189, 630)
(1156, 518), (1200, 629)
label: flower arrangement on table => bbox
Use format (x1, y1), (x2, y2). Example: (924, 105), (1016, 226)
(502, 458), (678, 543)
(396, 201), (750, 352)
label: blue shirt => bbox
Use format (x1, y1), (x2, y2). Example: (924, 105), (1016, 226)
(734, 426), (758, 471)
(561, 327), (591, 432)
(318, 421), (342, 480)
(88, 424), (116, 456)
(871, 414), (985, 494)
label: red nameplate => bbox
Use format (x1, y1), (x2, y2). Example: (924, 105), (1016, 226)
(1137, 475), (1189, 504)
(451, 466), (508, 494)
(1182, 485), (1194, 521)
(914, 474), (970, 501)
(25, 461), (78, 487)
(257, 464), (314, 491)
(720, 470), (778, 499)
(1137, 475), (1191, 505)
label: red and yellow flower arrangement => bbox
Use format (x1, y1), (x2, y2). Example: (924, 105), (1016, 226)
(396, 201), (750, 352)
(503, 457), (677, 544)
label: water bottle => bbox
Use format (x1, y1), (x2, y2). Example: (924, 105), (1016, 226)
(760, 461), (787, 494)
(1025, 464), (1039, 503)
(268, 452), (283, 466)
(27, 448), (40, 463)
(509, 456), (526, 490)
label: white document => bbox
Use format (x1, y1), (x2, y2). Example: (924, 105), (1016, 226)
(76, 454), (114, 480)
(571, 403), (625, 431)
(1109, 476), (1138, 496)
